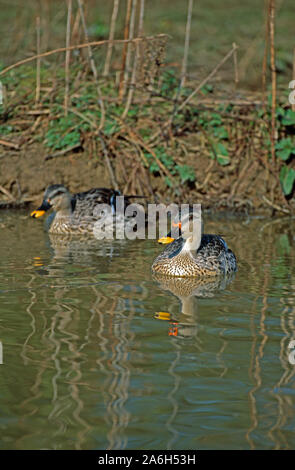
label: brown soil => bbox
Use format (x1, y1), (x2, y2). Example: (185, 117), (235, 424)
(0, 135), (293, 216)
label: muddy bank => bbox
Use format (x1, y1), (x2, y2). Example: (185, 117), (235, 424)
(0, 64), (293, 216)
(0, 137), (293, 216)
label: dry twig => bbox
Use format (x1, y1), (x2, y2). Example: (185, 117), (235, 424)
(180, 0), (193, 90)
(0, 139), (20, 150)
(64, 0), (72, 116)
(77, 0), (106, 129)
(119, 0), (133, 101)
(269, 0), (276, 164)
(103, 0), (120, 77)
(35, 16), (41, 104)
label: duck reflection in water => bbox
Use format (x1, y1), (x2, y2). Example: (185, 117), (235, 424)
(153, 273), (235, 339)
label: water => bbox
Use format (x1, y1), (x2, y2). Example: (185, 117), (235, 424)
(0, 211), (295, 450)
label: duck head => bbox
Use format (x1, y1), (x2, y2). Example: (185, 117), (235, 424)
(31, 184), (72, 218)
(158, 208), (203, 251)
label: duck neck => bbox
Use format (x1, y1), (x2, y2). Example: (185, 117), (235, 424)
(181, 296), (197, 316)
(54, 195), (74, 218)
(182, 224), (202, 254)
(55, 206), (72, 218)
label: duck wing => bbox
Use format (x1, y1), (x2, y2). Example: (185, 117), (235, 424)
(198, 234), (229, 256)
(73, 188), (144, 215)
(71, 188), (121, 217)
(196, 234), (237, 273)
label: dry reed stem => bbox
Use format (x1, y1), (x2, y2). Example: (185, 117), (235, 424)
(262, 0), (269, 111)
(180, 0), (193, 90)
(123, 0), (138, 99)
(35, 16), (41, 104)
(172, 0), (193, 118)
(0, 139), (20, 150)
(121, 0), (140, 119)
(121, 44), (138, 119)
(0, 184), (15, 201)
(138, 0), (145, 35)
(137, 0), (145, 75)
(232, 42), (239, 85)
(103, 0), (120, 77)
(41, 0), (50, 52)
(119, 0), (132, 101)
(262, 195), (290, 214)
(77, 0), (105, 129)
(269, 0), (276, 164)
(98, 132), (119, 190)
(72, 8), (81, 43)
(64, 0), (72, 116)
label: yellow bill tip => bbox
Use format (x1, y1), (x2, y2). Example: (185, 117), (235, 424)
(33, 258), (44, 267)
(30, 210), (46, 218)
(154, 312), (171, 321)
(158, 236), (175, 244)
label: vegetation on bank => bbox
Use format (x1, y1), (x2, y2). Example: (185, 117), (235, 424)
(0, 0), (294, 214)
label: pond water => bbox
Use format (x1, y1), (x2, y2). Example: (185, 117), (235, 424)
(0, 211), (295, 450)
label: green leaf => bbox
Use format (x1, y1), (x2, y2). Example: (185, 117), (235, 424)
(175, 164), (196, 183)
(281, 109), (295, 126)
(213, 125), (228, 139)
(217, 155), (230, 166)
(275, 137), (295, 161)
(165, 176), (173, 188)
(215, 142), (228, 156)
(276, 106), (286, 118)
(200, 84), (213, 95)
(277, 149), (292, 161)
(217, 143), (230, 165)
(209, 113), (222, 127)
(280, 165), (295, 195)
(212, 142), (230, 166)
(103, 120), (120, 136)
(0, 124), (13, 135)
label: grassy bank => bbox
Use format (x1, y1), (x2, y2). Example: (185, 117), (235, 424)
(0, 1), (294, 214)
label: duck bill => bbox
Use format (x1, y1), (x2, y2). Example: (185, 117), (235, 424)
(30, 209), (46, 218)
(157, 221), (181, 244)
(158, 236), (175, 244)
(30, 200), (51, 218)
(154, 311), (171, 320)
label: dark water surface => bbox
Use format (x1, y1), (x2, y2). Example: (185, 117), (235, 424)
(0, 212), (295, 450)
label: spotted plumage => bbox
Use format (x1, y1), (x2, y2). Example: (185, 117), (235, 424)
(31, 184), (143, 235)
(152, 212), (237, 277)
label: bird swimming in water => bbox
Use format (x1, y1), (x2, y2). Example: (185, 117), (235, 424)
(152, 209), (237, 277)
(31, 184), (144, 236)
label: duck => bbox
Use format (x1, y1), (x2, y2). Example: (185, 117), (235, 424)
(30, 184), (144, 235)
(152, 210), (237, 277)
